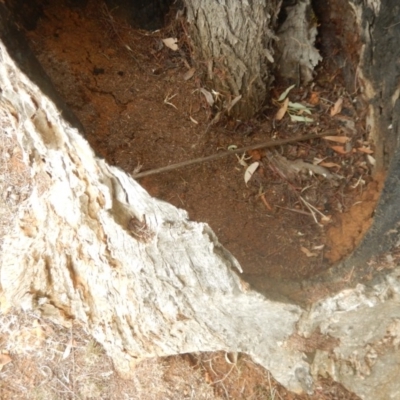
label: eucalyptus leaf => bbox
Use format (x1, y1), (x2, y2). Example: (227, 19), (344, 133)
(244, 162), (259, 185)
(290, 115), (314, 123)
(278, 84), (296, 101)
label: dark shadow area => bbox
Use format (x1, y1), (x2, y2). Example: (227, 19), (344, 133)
(105, 0), (176, 30)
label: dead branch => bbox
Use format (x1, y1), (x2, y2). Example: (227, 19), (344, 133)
(132, 131), (336, 179)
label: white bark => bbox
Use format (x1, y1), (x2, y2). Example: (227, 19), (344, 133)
(0, 40), (310, 394)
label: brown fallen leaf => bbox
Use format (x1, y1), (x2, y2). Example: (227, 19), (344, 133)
(357, 146), (374, 154)
(260, 193), (273, 211)
(330, 97), (343, 116)
(309, 91), (320, 105)
(330, 145), (350, 154)
(323, 135), (350, 143)
(319, 161), (341, 169)
(183, 67), (196, 81)
(275, 97), (289, 121)
(301, 246), (317, 257)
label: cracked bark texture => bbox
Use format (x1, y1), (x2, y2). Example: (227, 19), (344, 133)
(184, 0), (281, 119)
(2, 0), (400, 398)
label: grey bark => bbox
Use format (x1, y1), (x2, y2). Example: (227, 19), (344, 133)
(184, 0), (281, 119)
(274, 0), (321, 84)
(184, 0), (322, 118)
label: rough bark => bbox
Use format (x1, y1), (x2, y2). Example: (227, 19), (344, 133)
(274, 0), (321, 84)
(0, 37), (310, 394)
(2, 1), (400, 399)
(184, 0), (281, 119)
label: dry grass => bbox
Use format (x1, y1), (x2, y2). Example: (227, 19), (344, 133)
(0, 310), (222, 399)
(0, 108), (32, 250)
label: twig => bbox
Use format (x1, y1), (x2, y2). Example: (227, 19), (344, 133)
(299, 196), (329, 226)
(275, 205), (312, 216)
(132, 131), (336, 179)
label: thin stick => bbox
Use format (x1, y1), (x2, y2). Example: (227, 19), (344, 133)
(132, 131), (335, 179)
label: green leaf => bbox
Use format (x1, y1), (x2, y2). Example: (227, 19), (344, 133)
(290, 115), (314, 123)
(278, 84), (296, 101)
(288, 101), (309, 110)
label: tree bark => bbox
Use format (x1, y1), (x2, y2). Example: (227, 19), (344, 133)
(0, 35), (313, 393)
(184, 0), (322, 119)
(2, 1), (400, 399)
(184, 0), (281, 119)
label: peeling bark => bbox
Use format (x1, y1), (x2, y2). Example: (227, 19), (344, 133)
(274, 0), (321, 84)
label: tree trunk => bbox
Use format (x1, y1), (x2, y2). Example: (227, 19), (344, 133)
(2, 1), (400, 399)
(184, 0), (322, 119)
(184, 0), (281, 119)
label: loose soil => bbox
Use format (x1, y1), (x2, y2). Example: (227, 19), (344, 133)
(1, 0), (383, 398)
(25, 0), (382, 282)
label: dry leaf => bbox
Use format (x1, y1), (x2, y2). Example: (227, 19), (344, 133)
(330, 145), (350, 154)
(183, 67), (196, 81)
(63, 340), (73, 360)
(330, 97), (343, 116)
(244, 162), (259, 185)
(275, 97), (289, 121)
(278, 84), (295, 101)
(319, 161), (341, 169)
(367, 154), (376, 165)
(309, 91), (320, 105)
(321, 215), (332, 224)
(323, 136), (350, 143)
(200, 88), (214, 106)
(300, 246), (317, 257)
(162, 38), (178, 51)
(227, 95), (242, 112)
(357, 146), (374, 154)
(210, 111), (221, 125)
(0, 354), (11, 371)
(189, 116), (198, 124)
